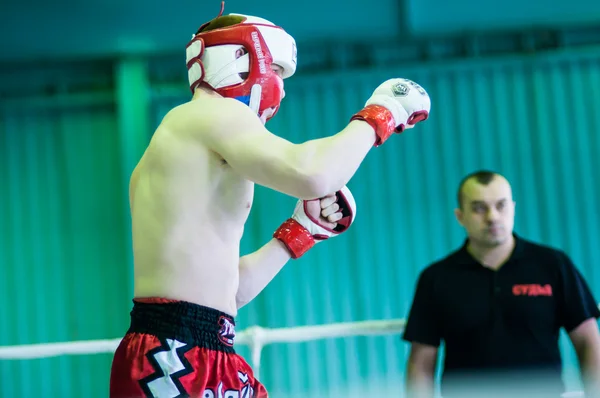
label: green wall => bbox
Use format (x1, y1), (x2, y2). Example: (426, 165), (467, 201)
(1, 45), (599, 397)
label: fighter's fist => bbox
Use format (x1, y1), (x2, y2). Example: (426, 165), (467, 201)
(368, 78), (431, 129)
(273, 186), (357, 259)
(351, 78), (430, 146)
(305, 193), (342, 230)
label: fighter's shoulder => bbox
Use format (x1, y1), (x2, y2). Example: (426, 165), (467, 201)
(182, 96), (257, 124)
(165, 97), (256, 142)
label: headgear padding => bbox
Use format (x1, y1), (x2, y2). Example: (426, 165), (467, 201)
(186, 14), (297, 123)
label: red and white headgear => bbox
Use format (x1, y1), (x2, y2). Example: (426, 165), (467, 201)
(185, 9), (297, 123)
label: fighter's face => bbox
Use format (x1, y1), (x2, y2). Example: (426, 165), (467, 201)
(258, 64), (284, 124)
(271, 63), (285, 98)
(454, 176), (515, 247)
(270, 63), (283, 78)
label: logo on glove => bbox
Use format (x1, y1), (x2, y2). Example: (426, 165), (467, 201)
(408, 80), (427, 95)
(391, 79), (427, 97)
(392, 82), (410, 97)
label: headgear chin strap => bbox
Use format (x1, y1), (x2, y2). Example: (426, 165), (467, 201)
(248, 84), (262, 115)
(185, 12), (297, 123)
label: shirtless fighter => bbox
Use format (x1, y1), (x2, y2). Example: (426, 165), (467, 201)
(109, 4), (431, 398)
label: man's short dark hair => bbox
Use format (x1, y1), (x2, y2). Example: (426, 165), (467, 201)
(457, 170), (500, 208)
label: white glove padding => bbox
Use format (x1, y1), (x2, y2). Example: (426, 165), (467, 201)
(273, 186), (357, 259)
(366, 78), (431, 131)
(351, 78), (431, 147)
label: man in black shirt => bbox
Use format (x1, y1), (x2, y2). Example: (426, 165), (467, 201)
(403, 170), (600, 398)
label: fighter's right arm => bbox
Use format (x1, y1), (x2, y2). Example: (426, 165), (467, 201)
(406, 343), (438, 398)
(204, 98), (377, 199)
(197, 78), (430, 199)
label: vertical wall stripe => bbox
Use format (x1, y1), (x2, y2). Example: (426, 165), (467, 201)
(0, 96), (130, 398)
(115, 57), (151, 301)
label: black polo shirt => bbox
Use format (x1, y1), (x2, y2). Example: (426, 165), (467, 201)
(403, 234), (600, 397)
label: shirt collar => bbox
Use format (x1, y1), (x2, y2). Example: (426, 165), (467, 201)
(454, 232), (525, 267)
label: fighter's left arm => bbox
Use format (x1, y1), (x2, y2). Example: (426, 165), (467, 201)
(235, 189), (356, 309)
(569, 319), (600, 397)
(236, 239), (294, 309)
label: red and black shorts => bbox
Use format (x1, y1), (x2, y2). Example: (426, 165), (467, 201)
(109, 298), (267, 398)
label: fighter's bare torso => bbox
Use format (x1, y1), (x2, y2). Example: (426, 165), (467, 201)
(130, 97), (253, 317)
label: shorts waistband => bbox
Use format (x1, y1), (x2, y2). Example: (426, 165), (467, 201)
(127, 298), (236, 353)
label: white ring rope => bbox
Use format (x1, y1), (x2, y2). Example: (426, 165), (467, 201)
(0, 318), (587, 397)
(0, 319), (405, 360)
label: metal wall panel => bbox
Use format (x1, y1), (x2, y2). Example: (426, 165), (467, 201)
(0, 96), (132, 398)
(153, 46), (600, 397)
(1, 44), (598, 398)
(406, 0), (600, 35)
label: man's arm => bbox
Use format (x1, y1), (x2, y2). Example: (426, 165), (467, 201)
(236, 238), (291, 309)
(201, 97), (377, 199)
(403, 267), (441, 398)
(406, 343), (438, 398)
(236, 192), (350, 308)
(557, 250), (600, 397)
(190, 78), (430, 199)
(569, 318), (600, 397)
